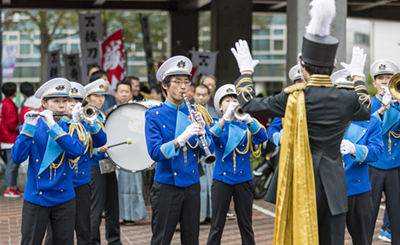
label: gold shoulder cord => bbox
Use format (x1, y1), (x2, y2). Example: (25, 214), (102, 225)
(49, 123), (90, 181)
(194, 104), (213, 129)
(232, 119), (264, 174)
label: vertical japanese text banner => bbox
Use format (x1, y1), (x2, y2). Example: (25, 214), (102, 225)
(140, 15), (157, 88)
(2, 45), (16, 78)
(47, 50), (61, 80)
(64, 53), (82, 83)
(101, 29), (126, 90)
(79, 13), (103, 85)
(191, 51), (218, 84)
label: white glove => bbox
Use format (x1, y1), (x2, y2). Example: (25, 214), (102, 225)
(230, 39), (259, 73)
(87, 119), (95, 127)
(72, 103), (83, 123)
(243, 114), (253, 125)
(340, 46), (367, 79)
(382, 86), (393, 108)
(41, 110), (56, 129)
(340, 139), (356, 156)
(177, 123), (200, 146)
(24, 110), (40, 126)
(223, 102), (238, 122)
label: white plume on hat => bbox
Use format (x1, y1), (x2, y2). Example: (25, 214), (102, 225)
(306, 0), (336, 36)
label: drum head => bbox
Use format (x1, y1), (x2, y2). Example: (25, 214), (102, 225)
(104, 100), (161, 172)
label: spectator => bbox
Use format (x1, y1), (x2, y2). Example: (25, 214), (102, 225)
(89, 70), (117, 113)
(150, 84), (164, 102)
(19, 82), (41, 125)
(88, 64), (101, 79)
(200, 75), (219, 118)
(0, 82), (21, 197)
(187, 83), (195, 103)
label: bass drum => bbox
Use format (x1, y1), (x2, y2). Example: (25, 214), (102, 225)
(104, 99), (162, 172)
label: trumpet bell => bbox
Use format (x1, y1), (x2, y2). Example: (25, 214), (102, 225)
(82, 104), (99, 121)
(389, 73), (400, 101)
(233, 104), (248, 122)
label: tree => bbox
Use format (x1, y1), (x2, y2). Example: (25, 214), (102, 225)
(3, 11), (79, 84)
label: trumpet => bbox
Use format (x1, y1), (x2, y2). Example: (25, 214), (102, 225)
(26, 104), (99, 122)
(378, 73), (400, 106)
(182, 94), (216, 164)
(233, 104), (250, 123)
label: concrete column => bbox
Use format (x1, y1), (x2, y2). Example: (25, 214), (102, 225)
(169, 11), (199, 57)
(286, 0), (347, 87)
(211, 0), (252, 87)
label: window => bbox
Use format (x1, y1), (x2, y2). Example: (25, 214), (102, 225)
(252, 39), (270, 51)
(20, 34), (30, 40)
(9, 35), (17, 41)
(274, 29), (284, 35)
(253, 64), (285, 77)
(20, 44), (31, 55)
(34, 34), (40, 40)
(273, 40), (284, 51)
(2, 35), (6, 41)
(354, 33), (369, 45)
(70, 44), (79, 53)
(33, 45), (40, 54)
(71, 33), (80, 39)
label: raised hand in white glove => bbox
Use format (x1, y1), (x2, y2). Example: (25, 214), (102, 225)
(41, 110), (56, 129)
(72, 103), (83, 123)
(340, 46), (367, 79)
(24, 110), (40, 126)
(340, 139), (356, 156)
(382, 86), (393, 108)
(177, 123), (200, 146)
(223, 102), (238, 122)
(230, 39), (259, 73)
(243, 114), (253, 125)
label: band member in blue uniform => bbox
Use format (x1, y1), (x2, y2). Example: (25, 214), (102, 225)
(11, 78), (86, 245)
(85, 79), (122, 245)
(45, 82), (108, 245)
(331, 69), (384, 245)
(206, 85), (267, 245)
(368, 59), (400, 243)
(145, 55), (215, 245)
(267, 65), (305, 147)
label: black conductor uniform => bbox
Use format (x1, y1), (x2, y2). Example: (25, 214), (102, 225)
(235, 74), (371, 245)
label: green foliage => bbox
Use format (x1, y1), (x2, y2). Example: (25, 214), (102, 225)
(250, 151), (264, 172)
(366, 72), (377, 96)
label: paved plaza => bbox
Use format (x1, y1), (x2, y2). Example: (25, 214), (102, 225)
(0, 192), (389, 245)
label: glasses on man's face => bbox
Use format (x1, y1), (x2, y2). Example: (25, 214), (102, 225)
(171, 80), (191, 86)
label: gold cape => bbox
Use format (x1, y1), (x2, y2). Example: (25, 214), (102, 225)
(273, 90), (319, 245)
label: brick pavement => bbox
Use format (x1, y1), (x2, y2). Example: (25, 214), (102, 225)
(0, 194), (389, 245)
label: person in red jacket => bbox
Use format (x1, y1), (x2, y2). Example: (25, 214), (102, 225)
(0, 82), (21, 197)
(19, 82), (41, 125)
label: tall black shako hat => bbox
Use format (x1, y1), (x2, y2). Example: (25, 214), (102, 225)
(301, 0), (338, 67)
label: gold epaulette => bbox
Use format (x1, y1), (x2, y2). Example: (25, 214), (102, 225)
(283, 83), (306, 94)
(194, 104), (213, 129)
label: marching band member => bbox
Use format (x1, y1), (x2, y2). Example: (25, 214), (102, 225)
(11, 78), (86, 245)
(230, 1), (371, 242)
(206, 84), (267, 245)
(145, 55), (215, 245)
(86, 79), (122, 245)
(368, 59), (400, 243)
(45, 82), (108, 245)
(332, 69), (384, 245)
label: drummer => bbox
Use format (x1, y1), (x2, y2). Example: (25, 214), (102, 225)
(85, 79), (122, 245)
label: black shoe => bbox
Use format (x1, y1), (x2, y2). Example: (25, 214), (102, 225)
(122, 220), (135, 226)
